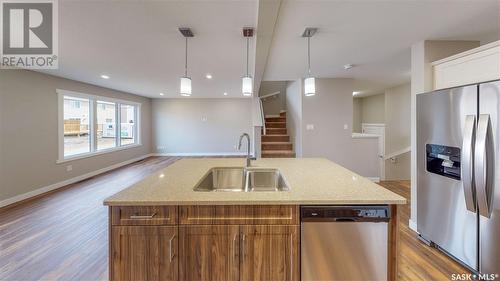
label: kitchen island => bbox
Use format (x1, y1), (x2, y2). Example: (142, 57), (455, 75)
(104, 158), (406, 281)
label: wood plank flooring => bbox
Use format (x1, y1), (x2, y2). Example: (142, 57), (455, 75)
(0, 157), (181, 281)
(0, 157), (469, 280)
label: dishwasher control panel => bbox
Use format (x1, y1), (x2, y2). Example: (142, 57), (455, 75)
(301, 205), (390, 222)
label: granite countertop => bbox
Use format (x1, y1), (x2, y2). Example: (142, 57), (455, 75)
(103, 158), (406, 206)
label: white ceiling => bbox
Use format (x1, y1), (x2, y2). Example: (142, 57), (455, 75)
(264, 0), (500, 91)
(39, 0), (258, 98)
(38, 0), (500, 98)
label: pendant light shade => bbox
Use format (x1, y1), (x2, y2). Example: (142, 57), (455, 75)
(304, 77), (315, 96)
(180, 76), (192, 96)
(179, 28), (193, 96)
(242, 27), (254, 96)
(242, 76), (253, 96)
(302, 28), (317, 97)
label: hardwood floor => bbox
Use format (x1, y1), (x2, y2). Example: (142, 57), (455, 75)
(0, 157), (181, 281)
(0, 157), (468, 281)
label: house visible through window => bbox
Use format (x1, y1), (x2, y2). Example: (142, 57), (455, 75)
(63, 96), (90, 156)
(58, 90), (141, 161)
(97, 101), (117, 151)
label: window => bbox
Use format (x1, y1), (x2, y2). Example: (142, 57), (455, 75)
(58, 90), (141, 162)
(63, 96), (90, 156)
(120, 104), (136, 146)
(97, 101), (116, 151)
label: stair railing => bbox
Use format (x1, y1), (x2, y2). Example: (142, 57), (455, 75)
(258, 98), (266, 135)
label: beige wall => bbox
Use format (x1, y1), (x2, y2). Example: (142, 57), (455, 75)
(285, 80), (303, 157)
(352, 98), (362, 133)
(301, 78), (379, 178)
(384, 83), (411, 180)
(0, 70), (152, 203)
(152, 98), (253, 155)
(360, 93), (385, 124)
(259, 81), (287, 116)
(352, 93), (385, 132)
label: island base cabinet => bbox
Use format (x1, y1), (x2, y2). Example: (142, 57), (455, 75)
(240, 225), (299, 281)
(111, 226), (178, 281)
(179, 225), (240, 281)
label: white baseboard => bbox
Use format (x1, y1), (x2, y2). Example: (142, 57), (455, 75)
(366, 177), (380, 182)
(0, 154), (153, 208)
(153, 152), (248, 156)
(409, 219), (418, 233)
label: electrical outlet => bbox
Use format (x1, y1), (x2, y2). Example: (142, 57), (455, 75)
(201, 116), (208, 122)
(66, 165), (73, 172)
(343, 124), (348, 130)
(306, 124), (314, 130)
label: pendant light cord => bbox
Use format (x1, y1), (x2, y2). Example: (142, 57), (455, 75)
(307, 36), (311, 76)
(185, 37), (188, 77)
(246, 37), (249, 76)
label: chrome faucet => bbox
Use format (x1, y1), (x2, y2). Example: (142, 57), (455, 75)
(238, 133), (251, 167)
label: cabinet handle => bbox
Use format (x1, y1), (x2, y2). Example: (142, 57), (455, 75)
(130, 212), (157, 219)
(169, 234), (176, 263)
(232, 234), (238, 262)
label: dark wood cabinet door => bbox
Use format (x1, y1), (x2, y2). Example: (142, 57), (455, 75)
(240, 225), (299, 281)
(111, 226), (178, 281)
(179, 225), (239, 281)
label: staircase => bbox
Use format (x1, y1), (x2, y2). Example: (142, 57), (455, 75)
(261, 112), (296, 158)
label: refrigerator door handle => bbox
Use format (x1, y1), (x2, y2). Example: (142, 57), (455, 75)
(474, 114), (494, 218)
(462, 115), (477, 212)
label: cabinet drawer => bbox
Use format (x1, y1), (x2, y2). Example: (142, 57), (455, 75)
(179, 205), (298, 225)
(111, 206), (177, 225)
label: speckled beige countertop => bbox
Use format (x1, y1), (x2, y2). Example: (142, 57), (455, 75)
(103, 158), (406, 206)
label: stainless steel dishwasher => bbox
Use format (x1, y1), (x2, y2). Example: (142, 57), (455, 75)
(301, 205), (390, 281)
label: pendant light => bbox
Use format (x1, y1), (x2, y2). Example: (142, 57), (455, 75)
(302, 27), (317, 96)
(179, 28), (193, 96)
(242, 27), (254, 96)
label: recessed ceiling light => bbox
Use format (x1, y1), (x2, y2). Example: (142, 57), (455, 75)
(159, 93), (164, 96)
(100, 74), (110, 79)
(344, 64), (354, 70)
(205, 74), (212, 79)
(223, 92), (228, 96)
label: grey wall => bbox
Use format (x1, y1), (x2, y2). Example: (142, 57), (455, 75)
(285, 80), (303, 157)
(384, 83), (411, 180)
(0, 70), (152, 203)
(301, 78), (379, 178)
(152, 98), (253, 155)
(259, 81), (287, 116)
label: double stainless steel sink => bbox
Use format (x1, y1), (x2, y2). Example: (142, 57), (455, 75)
(193, 167), (290, 192)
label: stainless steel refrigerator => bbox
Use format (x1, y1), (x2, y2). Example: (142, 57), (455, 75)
(417, 80), (499, 274)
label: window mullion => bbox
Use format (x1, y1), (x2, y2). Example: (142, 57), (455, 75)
(116, 103), (121, 147)
(91, 99), (97, 152)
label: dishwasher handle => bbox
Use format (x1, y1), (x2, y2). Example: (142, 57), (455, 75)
(334, 218), (358, 222)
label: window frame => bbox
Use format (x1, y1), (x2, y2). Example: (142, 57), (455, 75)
(57, 89), (142, 163)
